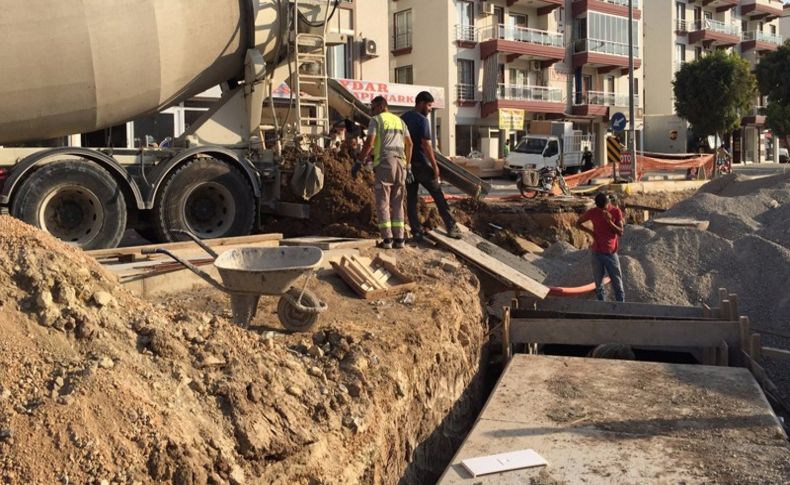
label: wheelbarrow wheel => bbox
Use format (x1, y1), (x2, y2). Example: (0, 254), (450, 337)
(277, 288), (321, 332)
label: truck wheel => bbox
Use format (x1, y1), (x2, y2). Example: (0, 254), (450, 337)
(10, 160), (127, 249)
(153, 158), (255, 242)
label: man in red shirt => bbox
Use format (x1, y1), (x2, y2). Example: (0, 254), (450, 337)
(576, 193), (625, 302)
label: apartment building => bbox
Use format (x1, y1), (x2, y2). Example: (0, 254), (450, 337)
(388, 0), (644, 160)
(643, 0), (784, 163)
(781, 3), (790, 39)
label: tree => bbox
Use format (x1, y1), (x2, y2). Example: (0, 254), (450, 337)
(755, 42), (790, 149)
(673, 50), (757, 139)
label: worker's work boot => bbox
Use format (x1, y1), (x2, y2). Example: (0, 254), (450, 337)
(378, 238), (393, 249)
(410, 232), (425, 244)
(393, 239), (405, 249)
(447, 224), (462, 239)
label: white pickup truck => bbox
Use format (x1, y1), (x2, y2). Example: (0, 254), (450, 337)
(505, 133), (591, 176)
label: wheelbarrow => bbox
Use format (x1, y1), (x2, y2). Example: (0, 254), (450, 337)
(141, 231), (327, 332)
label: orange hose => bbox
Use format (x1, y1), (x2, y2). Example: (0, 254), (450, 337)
(548, 277), (610, 297)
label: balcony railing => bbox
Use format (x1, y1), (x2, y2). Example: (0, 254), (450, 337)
(575, 0), (641, 7)
(479, 24), (563, 48)
(574, 90), (638, 107)
(456, 83), (476, 101)
(690, 19), (741, 37)
(497, 84), (563, 102)
(393, 32), (412, 51)
(455, 24), (476, 42)
(574, 38), (639, 58)
(743, 30), (783, 45)
(599, 0), (641, 7)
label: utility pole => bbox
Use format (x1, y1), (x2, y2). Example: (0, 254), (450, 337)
(627, 0), (636, 180)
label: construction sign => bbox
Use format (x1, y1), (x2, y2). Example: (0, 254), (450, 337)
(606, 136), (622, 166)
(620, 150), (633, 179)
(498, 108), (525, 131)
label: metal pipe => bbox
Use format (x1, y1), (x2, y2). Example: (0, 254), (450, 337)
(628, 0), (637, 180)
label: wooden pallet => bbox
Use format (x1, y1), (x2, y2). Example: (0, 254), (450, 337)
(331, 255), (416, 299)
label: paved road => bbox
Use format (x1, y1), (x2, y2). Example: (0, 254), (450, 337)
(732, 162), (790, 177)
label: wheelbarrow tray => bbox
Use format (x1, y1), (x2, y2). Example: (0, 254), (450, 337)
(214, 246), (323, 295)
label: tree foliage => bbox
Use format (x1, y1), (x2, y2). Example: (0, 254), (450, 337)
(673, 50), (757, 138)
(755, 42), (790, 145)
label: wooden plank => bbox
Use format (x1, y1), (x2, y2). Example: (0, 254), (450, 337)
(521, 297), (706, 319)
(502, 307), (512, 362)
(653, 217), (709, 230)
(739, 316), (751, 357)
(729, 293), (739, 321)
(88, 233), (284, 260)
(459, 227), (546, 283)
(511, 308), (717, 321)
(751, 334), (762, 362)
(429, 228), (550, 299)
(510, 318), (741, 348)
(717, 340), (729, 367)
(281, 237), (377, 250)
(763, 347), (790, 361)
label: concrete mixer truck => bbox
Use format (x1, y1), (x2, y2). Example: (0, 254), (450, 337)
(0, 0), (488, 250)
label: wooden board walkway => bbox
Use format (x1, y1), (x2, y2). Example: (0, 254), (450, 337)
(429, 225), (549, 299)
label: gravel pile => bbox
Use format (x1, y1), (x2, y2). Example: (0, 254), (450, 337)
(532, 173), (790, 396)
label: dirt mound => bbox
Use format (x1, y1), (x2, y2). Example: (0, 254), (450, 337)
(0, 216), (487, 484)
(529, 174), (790, 398)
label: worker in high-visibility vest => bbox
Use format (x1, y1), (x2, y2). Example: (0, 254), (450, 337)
(354, 96), (413, 249)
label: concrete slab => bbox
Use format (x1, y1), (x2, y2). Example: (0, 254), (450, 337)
(438, 355), (790, 484)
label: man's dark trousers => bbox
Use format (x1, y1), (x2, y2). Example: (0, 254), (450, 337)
(406, 164), (455, 235)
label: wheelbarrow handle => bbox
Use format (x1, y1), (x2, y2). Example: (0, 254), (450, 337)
(168, 229), (220, 259)
(141, 248), (229, 293)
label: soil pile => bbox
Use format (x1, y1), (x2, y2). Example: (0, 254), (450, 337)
(0, 216), (487, 484)
(531, 173), (790, 397)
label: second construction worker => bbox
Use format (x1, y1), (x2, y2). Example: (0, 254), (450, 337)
(353, 96), (413, 249)
(402, 91), (462, 241)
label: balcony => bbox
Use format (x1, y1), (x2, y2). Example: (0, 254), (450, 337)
(688, 19), (741, 47)
(481, 84), (565, 118)
(479, 24), (565, 63)
(573, 38), (641, 73)
(699, 0), (739, 10)
(740, 0), (783, 21)
(572, 90), (639, 117)
(506, 0), (563, 16)
(741, 30), (783, 52)
(572, 0), (642, 20)
(455, 24), (477, 48)
(456, 84), (477, 106)
(742, 105), (767, 126)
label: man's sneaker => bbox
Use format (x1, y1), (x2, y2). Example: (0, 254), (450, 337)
(393, 238), (405, 249)
(447, 224), (463, 239)
(378, 238), (393, 249)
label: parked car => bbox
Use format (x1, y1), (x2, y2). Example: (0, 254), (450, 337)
(780, 147), (789, 164)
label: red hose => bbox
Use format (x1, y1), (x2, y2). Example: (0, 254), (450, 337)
(548, 277), (610, 296)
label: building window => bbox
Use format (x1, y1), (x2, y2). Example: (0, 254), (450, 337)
(394, 9), (412, 51)
(395, 65), (414, 84)
(457, 59), (475, 100)
(575, 13), (639, 57)
(605, 76), (615, 94)
(328, 42), (349, 79)
(456, 1), (474, 28)
(676, 43), (686, 63)
(675, 2), (686, 30)
(695, 46), (703, 60)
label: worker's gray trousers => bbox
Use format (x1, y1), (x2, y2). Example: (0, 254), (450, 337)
(374, 156), (406, 240)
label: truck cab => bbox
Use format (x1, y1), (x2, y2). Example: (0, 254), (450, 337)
(505, 135), (561, 174)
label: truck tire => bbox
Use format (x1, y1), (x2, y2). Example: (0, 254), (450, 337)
(10, 160), (127, 250)
(153, 157), (255, 242)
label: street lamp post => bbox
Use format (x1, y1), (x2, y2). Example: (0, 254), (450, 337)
(628, 0), (637, 180)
